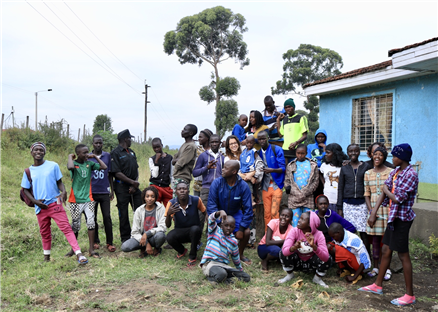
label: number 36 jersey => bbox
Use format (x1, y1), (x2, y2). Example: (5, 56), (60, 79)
(89, 151), (111, 194)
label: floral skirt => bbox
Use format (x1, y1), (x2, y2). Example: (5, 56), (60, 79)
(343, 202), (368, 232)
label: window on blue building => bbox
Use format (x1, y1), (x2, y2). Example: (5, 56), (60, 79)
(351, 93), (393, 151)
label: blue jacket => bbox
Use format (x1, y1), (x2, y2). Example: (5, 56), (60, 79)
(207, 176), (253, 231)
(192, 150), (225, 189)
(259, 144), (286, 189)
(306, 129), (327, 167)
(231, 124), (246, 142)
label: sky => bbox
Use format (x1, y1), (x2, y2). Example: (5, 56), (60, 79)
(1, 1), (437, 147)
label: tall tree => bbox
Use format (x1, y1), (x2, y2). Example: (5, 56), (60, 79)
(92, 114), (113, 134)
(163, 6), (249, 134)
(271, 44), (343, 141)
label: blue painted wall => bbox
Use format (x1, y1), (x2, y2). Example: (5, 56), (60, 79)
(319, 73), (438, 188)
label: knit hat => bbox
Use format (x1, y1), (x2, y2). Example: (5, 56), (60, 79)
(373, 146), (388, 161)
(391, 143), (412, 162)
(284, 98), (295, 108)
(200, 129), (213, 140)
(31, 142), (46, 153)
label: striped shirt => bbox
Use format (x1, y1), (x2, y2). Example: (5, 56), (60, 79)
(200, 212), (242, 270)
(382, 165), (418, 224)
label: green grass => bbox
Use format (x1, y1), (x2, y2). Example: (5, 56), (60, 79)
(1, 132), (436, 311)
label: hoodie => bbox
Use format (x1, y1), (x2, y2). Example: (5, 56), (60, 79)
(306, 129), (327, 167)
(282, 211), (329, 262)
(130, 202), (167, 242)
(192, 149), (225, 189)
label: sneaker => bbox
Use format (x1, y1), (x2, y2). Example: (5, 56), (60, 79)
(358, 283), (383, 295)
(391, 294), (416, 306)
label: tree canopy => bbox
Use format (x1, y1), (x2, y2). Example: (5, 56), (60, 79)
(164, 6), (249, 135)
(272, 44), (343, 96)
(92, 114), (113, 134)
(215, 99), (239, 139)
(272, 44), (343, 143)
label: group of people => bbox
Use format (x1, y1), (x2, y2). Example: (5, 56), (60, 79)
(21, 95), (419, 306)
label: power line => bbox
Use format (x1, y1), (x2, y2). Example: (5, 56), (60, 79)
(63, 1), (144, 83)
(26, 1), (140, 96)
(41, 1), (140, 95)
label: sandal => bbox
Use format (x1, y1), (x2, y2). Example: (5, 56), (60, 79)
(358, 283), (383, 295)
(93, 243), (100, 250)
(176, 248), (187, 259)
(187, 258), (197, 267)
(139, 251), (147, 258)
(339, 269), (351, 278)
(153, 247), (162, 257)
(77, 255), (88, 265)
(89, 252), (101, 259)
(391, 294), (416, 306)
(106, 244), (116, 252)
(383, 269), (392, 281)
(367, 268), (379, 277)
(241, 256), (252, 266)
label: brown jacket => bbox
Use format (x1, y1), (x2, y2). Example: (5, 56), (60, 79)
(284, 158), (319, 210)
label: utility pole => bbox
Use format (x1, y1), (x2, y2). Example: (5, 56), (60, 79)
(78, 128), (81, 142)
(26, 116), (29, 128)
(67, 124), (70, 138)
(1, 114), (4, 130)
(11, 107), (15, 127)
(83, 124), (86, 142)
(142, 81), (151, 144)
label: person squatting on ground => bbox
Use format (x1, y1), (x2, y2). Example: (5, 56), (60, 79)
(200, 210), (250, 285)
(337, 143), (370, 250)
(279, 211), (332, 288)
(284, 144), (319, 227)
(121, 186), (167, 257)
(257, 131), (285, 232)
(364, 146), (393, 280)
(89, 134), (115, 252)
(67, 143), (107, 259)
(359, 143), (418, 307)
(21, 142), (88, 264)
(149, 137), (173, 207)
(171, 124), (198, 196)
(207, 160), (254, 265)
(165, 182), (206, 267)
(328, 222), (371, 284)
(111, 129), (142, 243)
(257, 208), (293, 271)
(276, 98), (309, 163)
(319, 143), (349, 215)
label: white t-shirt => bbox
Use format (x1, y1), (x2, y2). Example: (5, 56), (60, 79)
(319, 163), (341, 204)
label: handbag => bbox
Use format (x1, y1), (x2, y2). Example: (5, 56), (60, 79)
(20, 168), (34, 207)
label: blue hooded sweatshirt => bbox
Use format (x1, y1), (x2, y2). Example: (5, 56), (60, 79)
(207, 175), (253, 232)
(306, 129), (327, 167)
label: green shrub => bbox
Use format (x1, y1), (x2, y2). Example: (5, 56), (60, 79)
(429, 234), (438, 257)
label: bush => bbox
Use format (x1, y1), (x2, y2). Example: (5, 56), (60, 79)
(429, 234), (438, 257)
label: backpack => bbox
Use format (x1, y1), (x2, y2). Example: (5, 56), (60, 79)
(20, 168), (34, 207)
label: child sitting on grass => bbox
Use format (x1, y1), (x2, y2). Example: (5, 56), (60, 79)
(200, 210), (250, 285)
(232, 114), (248, 143)
(257, 208), (293, 271)
(328, 222), (371, 284)
(121, 186), (167, 257)
(66, 144), (107, 259)
(284, 144), (319, 227)
(359, 144), (418, 307)
(279, 211), (332, 288)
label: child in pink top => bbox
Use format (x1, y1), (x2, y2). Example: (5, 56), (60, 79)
(257, 208), (292, 271)
(279, 211), (332, 287)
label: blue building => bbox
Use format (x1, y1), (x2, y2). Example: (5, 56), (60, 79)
(304, 38), (437, 202)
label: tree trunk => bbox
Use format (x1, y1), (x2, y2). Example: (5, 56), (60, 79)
(214, 63), (220, 135)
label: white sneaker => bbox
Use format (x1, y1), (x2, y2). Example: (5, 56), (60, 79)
(278, 272), (294, 284)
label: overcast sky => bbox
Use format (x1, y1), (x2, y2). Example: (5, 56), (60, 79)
(2, 1), (437, 146)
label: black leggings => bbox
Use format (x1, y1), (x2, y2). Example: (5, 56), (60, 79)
(279, 251), (332, 276)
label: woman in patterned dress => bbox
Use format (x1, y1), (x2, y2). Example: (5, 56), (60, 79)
(364, 146), (393, 280)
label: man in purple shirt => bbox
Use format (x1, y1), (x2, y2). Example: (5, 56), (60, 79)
(89, 135), (115, 252)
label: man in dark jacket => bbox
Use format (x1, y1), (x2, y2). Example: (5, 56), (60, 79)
(207, 160), (254, 265)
